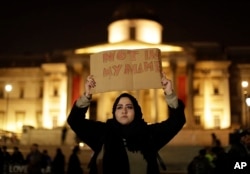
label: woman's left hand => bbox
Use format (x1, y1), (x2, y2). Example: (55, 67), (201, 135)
(161, 72), (174, 95)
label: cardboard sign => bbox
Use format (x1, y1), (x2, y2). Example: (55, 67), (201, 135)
(90, 48), (162, 93)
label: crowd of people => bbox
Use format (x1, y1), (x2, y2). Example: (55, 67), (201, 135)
(1, 129), (249, 174)
(187, 129), (250, 174)
(0, 143), (83, 174)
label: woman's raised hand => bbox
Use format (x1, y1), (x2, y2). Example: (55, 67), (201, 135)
(85, 75), (96, 97)
(161, 72), (174, 95)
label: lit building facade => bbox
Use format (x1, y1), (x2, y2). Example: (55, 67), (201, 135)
(0, 2), (249, 134)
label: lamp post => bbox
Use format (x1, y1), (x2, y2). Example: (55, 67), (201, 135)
(246, 97), (250, 128)
(241, 81), (248, 128)
(4, 84), (12, 130)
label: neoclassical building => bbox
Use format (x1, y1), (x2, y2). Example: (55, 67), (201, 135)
(0, 2), (250, 135)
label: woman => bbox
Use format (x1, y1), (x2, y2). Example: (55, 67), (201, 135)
(67, 72), (186, 174)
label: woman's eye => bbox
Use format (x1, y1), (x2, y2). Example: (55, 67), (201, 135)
(116, 105), (133, 110)
(126, 106), (133, 109)
(116, 106), (122, 110)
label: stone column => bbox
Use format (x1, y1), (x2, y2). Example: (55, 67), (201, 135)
(186, 63), (195, 128)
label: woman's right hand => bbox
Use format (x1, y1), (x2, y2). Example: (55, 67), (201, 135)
(85, 75), (96, 98)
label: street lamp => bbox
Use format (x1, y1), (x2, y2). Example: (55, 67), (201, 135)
(246, 97), (250, 128)
(241, 81), (249, 128)
(4, 84), (12, 130)
(242, 81), (248, 94)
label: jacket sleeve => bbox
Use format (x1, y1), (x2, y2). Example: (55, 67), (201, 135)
(67, 102), (106, 151)
(149, 99), (186, 150)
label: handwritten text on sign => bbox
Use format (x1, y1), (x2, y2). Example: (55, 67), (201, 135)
(90, 48), (162, 93)
(102, 49), (161, 77)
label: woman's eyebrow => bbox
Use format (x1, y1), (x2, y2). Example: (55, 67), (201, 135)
(117, 103), (133, 106)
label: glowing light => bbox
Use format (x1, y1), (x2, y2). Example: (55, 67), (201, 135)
(5, 84), (12, 92)
(44, 116), (53, 129)
(162, 61), (169, 67)
(79, 142), (85, 148)
(108, 19), (162, 44)
(108, 23), (129, 43)
(75, 40), (183, 54)
(242, 81), (248, 88)
(246, 97), (250, 106)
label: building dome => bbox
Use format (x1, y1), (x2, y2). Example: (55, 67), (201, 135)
(111, 1), (161, 24)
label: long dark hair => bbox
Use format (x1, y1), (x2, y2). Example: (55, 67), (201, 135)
(102, 93), (151, 174)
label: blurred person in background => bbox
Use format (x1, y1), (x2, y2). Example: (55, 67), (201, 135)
(52, 148), (65, 174)
(26, 143), (43, 174)
(10, 146), (24, 165)
(1, 145), (11, 174)
(227, 129), (250, 174)
(66, 145), (83, 174)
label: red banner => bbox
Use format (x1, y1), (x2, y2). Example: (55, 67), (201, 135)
(177, 75), (186, 105)
(72, 75), (80, 105)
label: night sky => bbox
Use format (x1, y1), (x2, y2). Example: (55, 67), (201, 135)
(1, 0), (250, 54)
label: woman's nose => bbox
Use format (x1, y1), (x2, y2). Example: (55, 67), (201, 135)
(122, 107), (127, 113)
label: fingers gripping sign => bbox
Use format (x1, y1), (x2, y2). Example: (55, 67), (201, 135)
(85, 75), (96, 98)
(161, 71), (174, 95)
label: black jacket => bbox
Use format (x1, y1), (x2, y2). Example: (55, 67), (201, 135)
(67, 99), (185, 174)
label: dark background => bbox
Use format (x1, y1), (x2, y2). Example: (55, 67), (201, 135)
(1, 0), (250, 54)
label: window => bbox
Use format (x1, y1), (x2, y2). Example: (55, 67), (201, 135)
(53, 87), (58, 97)
(214, 115), (220, 129)
(15, 111), (25, 130)
(193, 81), (200, 95)
(194, 84), (200, 95)
(0, 111), (4, 128)
(194, 87), (200, 95)
(52, 116), (57, 128)
(36, 111), (42, 128)
(194, 115), (201, 125)
(213, 87), (219, 95)
(129, 27), (136, 40)
(0, 87), (3, 98)
(39, 86), (43, 98)
(20, 87), (24, 98)
(50, 110), (59, 128)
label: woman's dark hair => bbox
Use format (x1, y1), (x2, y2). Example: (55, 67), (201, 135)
(112, 93), (143, 122)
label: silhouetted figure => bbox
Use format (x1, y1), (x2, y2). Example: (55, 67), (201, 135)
(26, 143), (43, 174)
(211, 133), (220, 147)
(211, 139), (224, 156)
(227, 129), (250, 174)
(204, 147), (216, 169)
(213, 146), (229, 174)
(0, 147), (3, 174)
(10, 146), (25, 165)
(66, 145), (83, 174)
(61, 126), (68, 145)
(187, 148), (213, 174)
(2, 145), (11, 174)
(41, 149), (52, 173)
(52, 148), (65, 174)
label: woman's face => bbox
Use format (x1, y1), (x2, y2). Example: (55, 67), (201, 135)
(115, 97), (135, 125)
